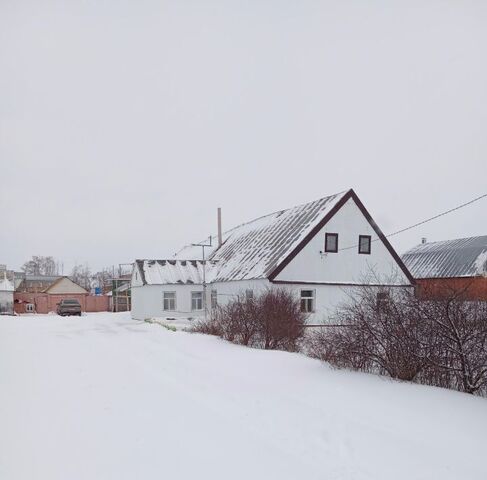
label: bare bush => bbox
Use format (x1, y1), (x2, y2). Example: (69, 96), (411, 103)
(307, 284), (487, 396)
(308, 286), (426, 381)
(415, 296), (487, 395)
(191, 288), (307, 351)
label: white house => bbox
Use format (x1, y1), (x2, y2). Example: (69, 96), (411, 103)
(131, 189), (414, 323)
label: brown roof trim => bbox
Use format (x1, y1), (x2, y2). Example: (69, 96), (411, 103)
(271, 280), (413, 287)
(268, 189), (415, 285)
(350, 190), (415, 285)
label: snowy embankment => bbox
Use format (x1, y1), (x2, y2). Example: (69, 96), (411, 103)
(1, 313), (486, 480)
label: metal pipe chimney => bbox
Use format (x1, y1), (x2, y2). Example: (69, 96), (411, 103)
(217, 208), (222, 247)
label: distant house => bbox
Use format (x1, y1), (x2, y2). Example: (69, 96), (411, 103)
(132, 189), (414, 322)
(402, 235), (487, 300)
(0, 274), (14, 315)
(14, 276), (109, 314)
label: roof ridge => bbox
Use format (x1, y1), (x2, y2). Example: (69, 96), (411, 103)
(222, 190), (349, 236)
(406, 235), (487, 252)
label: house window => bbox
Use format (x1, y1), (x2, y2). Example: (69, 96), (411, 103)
(324, 233), (338, 253)
(211, 290), (218, 309)
(358, 235), (371, 255)
(163, 292), (176, 311)
(376, 292), (389, 311)
(191, 291), (203, 311)
(300, 290), (315, 313)
(26, 303), (35, 313)
(245, 289), (254, 301)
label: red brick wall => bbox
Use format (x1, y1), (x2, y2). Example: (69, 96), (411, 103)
(14, 293), (110, 314)
(415, 277), (487, 301)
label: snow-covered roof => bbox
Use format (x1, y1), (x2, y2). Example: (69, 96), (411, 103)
(402, 235), (487, 279)
(16, 275), (62, 293)
(209, 191), (350, 281)
(135, 259), (214, 285)
(173, 190), (349, 282)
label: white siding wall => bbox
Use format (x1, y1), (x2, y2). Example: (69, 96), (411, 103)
(131, 284), (205, 320)
(0, 291), (14, 314)
(275, 198), (410, 285)
(210, 279), (271, 307)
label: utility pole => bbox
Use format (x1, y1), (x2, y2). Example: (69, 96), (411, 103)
(191, 237), (212, 320)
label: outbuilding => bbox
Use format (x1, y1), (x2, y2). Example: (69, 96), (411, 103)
(402, 235), (487, 300)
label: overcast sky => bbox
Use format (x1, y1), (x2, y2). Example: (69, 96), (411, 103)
(1, 0), (486, 273)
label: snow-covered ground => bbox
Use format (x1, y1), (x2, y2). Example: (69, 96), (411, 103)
(1, 313), (486, 480)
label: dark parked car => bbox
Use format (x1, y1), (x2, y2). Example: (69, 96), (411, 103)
(57, 299), (82, 316)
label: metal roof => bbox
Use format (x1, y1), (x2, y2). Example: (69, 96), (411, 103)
(135, 259), (214, 285)
(402, 236), (487, 279)
(174, 190), (347, 282)
(16, 275), (62, 293)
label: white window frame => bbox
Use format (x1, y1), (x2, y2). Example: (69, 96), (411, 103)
(163, 291), (176, 311)
(26, 303), (35, 313)
(300, 289), (315, 313)
(191, 291), (203, 311)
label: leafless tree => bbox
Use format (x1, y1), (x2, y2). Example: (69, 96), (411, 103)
(70, 264), (92, 291)
(21, 256), (57, 276)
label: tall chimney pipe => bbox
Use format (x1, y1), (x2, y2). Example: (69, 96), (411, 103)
(217, 208), (222, 247)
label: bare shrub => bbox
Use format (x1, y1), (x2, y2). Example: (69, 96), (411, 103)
(257, 289), (306, 351)
(307, 283), (487, 396)
(415, 296), (487, 395)
(308, 286), (426, 381)
(191, 288), (307, 352)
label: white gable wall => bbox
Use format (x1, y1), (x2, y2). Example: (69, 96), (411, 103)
(274, 198), (410, 285)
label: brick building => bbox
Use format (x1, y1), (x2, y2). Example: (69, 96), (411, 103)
(402, 236), (487, 300)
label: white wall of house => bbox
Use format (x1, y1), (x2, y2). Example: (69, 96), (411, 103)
(131, 284), (205, 320)
(210, 279), (271, 306)
(0, 290), (14, 314)
(210, 279), (360, 322)
(274, 198), (410, 285)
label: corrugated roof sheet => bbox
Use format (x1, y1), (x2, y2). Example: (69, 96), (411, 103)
(402, 236), (487, 279)
(16, 275), (62, 293)
(135, 259), (215, 285)
(174, 190), (348, 282)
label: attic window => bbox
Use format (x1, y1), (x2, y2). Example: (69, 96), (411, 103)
(358, 235), (371, 255)
(324, 233), (338, 253)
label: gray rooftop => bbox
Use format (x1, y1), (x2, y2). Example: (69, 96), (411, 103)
(402, 236), (487, 279)
(174, 190), (350, 282)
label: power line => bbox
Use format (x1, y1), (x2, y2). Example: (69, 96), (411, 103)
(338, 192), (487, 252)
